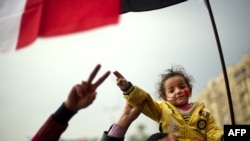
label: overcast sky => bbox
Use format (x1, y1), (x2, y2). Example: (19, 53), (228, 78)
(0, 0), (250, 140)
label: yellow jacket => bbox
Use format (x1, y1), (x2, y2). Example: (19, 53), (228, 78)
(123, 85), (224, 141)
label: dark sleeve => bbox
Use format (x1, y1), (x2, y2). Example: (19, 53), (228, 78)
(31, 103), (77, 141)
(52, 103), (77, 125)
(101, 125), (125, 141)
(121, 0), (187, 14)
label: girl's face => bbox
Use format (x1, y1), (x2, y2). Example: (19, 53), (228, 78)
(163, 76), (190, 107)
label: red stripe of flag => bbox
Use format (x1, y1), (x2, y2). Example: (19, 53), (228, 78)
(17, 0), (120, 50)
(17, 0), (43, 49)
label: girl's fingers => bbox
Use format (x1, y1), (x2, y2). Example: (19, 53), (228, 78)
(113, 71), (124, 79)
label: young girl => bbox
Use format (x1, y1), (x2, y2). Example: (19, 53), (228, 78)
(113, 65), (224, 141)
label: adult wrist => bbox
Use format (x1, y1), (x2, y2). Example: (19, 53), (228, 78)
(52, 103), (77, 125)
(107, 124), (127, 138)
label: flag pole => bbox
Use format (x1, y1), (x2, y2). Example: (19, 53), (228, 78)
(204, 0), (235, 125)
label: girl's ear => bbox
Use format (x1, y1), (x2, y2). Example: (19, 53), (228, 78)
(162, 95), (167, 101)
(189, 88), (192, 97)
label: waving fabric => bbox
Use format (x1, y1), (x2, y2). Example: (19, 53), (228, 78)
(0, 0), (187, 53)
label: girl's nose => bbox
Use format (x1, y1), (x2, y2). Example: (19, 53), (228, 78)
(175, 88), (182, 95)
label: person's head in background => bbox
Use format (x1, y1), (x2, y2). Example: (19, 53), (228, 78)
(146, 133), (176, 141)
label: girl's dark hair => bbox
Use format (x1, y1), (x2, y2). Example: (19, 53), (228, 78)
(146, 132), (168, 141)
(156, 65), (194, 100)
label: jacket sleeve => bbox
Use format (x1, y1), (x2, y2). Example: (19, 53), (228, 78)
(123, 85), (163, 122)
(101, 125), (125, 141)
(121, 0), (187, 13)
(101, 131), (124, 141)
(204, 108), (224, 141)
(31, 103), (76, 141)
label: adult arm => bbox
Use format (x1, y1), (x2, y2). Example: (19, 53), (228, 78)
(101, 102), (144, 141)
(31, 64), (110, 141)
(31, 103), (76, 141)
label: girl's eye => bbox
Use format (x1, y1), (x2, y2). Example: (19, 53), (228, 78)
(168, 90), (174, 93)
(180, 85), (186, 89)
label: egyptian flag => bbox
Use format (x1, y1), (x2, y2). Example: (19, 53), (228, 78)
(0, 0), (120, 53)
(0, 0), (187, 53)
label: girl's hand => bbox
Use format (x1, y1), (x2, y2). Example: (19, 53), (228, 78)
(113, 71), (130, 91)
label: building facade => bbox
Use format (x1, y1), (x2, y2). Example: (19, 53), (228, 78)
(195, 54), (250, 129)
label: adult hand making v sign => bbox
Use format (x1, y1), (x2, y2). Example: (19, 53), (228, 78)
(65, 64), (111, 112)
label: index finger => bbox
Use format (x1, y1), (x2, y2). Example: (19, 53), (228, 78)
(92, 71), (110, 89)
(113, 71), (125, 79)
(87, 64), (101, 84)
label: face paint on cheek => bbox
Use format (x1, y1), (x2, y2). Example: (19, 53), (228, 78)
(184, 89), (190, 97)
